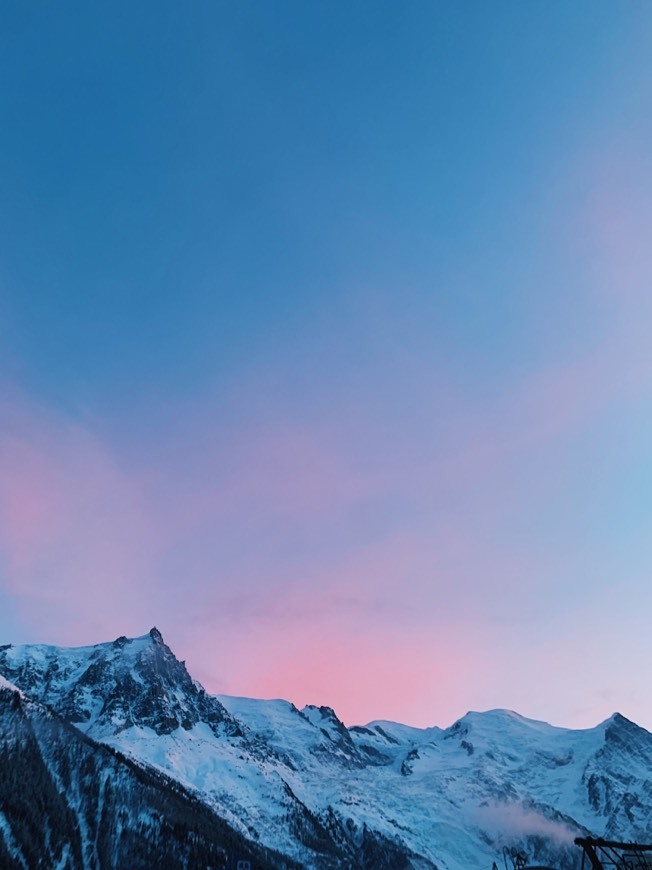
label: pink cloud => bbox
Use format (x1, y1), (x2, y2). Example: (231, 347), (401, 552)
(156, 420), (383, 538)
(0, 393), (159, 640)
(174, 521), (532, 726)
(2, 256), (651, 728)
(0, 388), (388, 647)
(0, 356), (620, 724)
(187, 597), (490, 727)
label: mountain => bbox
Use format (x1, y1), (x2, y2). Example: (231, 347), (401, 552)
(1, 629), (651, 869)
(0, 630), (430, 868)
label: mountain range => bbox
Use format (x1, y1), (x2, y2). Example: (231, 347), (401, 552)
(1, 628), (650, 869)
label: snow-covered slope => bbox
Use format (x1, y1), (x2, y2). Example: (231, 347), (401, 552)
(0, 676), (292, 869)
(2, 629), (651, 869)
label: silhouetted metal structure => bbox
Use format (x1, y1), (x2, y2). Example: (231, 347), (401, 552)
(494, 846), (556, 869)
(575, 837), (652, 869)
(502, 846), (529, 869)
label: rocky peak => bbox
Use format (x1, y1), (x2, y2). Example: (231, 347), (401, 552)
(603, 711), (637, 736)
(0, 631), (240, 739)
(301, 703), (363, 764)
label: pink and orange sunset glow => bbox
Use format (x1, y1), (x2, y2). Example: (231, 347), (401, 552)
(2, 2), (652, 733)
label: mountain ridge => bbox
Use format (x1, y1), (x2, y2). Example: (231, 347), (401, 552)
(1, 628), (650, 869)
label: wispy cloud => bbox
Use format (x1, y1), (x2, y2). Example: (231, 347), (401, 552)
(2, 167), (652, 726)
(0, 392), (158, 640)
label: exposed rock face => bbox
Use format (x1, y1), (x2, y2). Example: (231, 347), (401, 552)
(581, 713), (652, 839)
(2, 632), (652, 869)
(0, 628), (239, 738)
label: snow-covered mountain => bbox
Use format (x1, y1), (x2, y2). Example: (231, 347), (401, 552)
(0, 674), (291, 869)
(1, 628), (651, 869)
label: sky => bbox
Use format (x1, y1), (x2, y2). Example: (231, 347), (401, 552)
(1, 1), (652, 730)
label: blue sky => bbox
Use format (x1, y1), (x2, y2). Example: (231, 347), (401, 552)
(1, 2), (652, 727)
